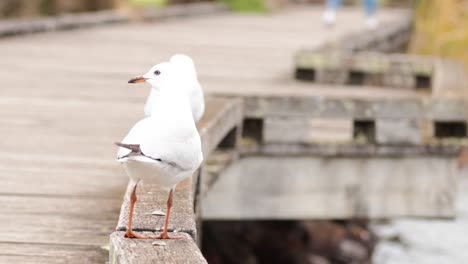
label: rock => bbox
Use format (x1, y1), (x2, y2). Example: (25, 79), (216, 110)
(307, 254), (330, 264)
(202, 220), (376, 264)
(338, 240), (368, 262)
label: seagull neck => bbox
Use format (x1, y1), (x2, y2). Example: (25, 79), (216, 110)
(149, 87), (192, 118)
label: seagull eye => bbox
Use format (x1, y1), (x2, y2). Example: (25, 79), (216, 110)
(154, 70), (161, 75)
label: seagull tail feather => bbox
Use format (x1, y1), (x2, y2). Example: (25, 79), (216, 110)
(114, 142), (142, 153)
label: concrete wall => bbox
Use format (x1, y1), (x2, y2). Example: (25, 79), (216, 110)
(202, 156), (458, 219)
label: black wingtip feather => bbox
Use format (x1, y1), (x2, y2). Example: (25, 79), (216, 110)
(115, 142), (142, 153)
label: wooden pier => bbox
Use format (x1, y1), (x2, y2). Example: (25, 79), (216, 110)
(1, 4), (465, 264)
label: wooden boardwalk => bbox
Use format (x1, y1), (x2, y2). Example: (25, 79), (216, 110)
(0, 6), (409, 263)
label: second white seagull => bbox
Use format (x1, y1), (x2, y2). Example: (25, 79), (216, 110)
(144, 54), (205, 122)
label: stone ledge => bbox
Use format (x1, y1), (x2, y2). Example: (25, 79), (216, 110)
(116, 178), (197, 237)
(238, 95), (466, 120)
(198, 97), (244, 158)
(109, 231), (207, 264)
(241, 142), (464, 157)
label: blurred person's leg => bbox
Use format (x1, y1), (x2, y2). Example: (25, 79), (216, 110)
(323, 0), (341, 26)
(363, 0), (379, 29)
(326, 0), (342, 10)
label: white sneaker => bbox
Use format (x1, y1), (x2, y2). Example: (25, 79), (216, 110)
(365, 16), (379, 30)
(322, 10), (336, 26)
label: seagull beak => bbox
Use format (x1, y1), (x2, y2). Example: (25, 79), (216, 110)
(128, 76), (147, 84)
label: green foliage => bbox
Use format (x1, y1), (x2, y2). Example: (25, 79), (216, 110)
(221, 0), (267, 12)
(40, 0), (53, 15)
(410, 0), (468, 71)
(130, 0), (168, 7)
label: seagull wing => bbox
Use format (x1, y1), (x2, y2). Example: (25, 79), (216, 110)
(116, 118), (152, 159)
(116, 117), (203, 171)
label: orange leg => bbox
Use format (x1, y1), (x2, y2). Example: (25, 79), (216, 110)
(124, 181), (154, 239)
(156, 189), (183, 239)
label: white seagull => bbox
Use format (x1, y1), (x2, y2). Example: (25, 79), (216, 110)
(144, 54), (205, 122)
(116, 61), (203, 239)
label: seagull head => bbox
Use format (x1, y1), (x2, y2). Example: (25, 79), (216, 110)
(170, 54), (197, 79)
(128, 62), (174, 90)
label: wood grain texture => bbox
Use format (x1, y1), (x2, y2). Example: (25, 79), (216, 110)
(0, 195), (121, 246)
(109, 232), (207, 264)
(0, 2), (228, 37)
(0, 242), (108, 264)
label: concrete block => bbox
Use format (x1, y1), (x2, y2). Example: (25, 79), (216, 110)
(263, 117), (353, 144)
(382, 72), (415, 89)
(432, 59), (468, 97)
(202, 156), (457, 220)
(316, 69), (348, 84)
(376, 119), (422, 144)
(109, 232), (207, 264)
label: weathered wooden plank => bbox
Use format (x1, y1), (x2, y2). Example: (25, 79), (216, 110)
(0, 242), (108, 264)
(202, 156), (457, 220)
(0, 202), (117, 253)
(0, 195), (121, 217)
(0, 213), (115, 246)
(0, 166), (125, 197)
(0, 2), (228, 38)
(109, 232), (207, 264)
(0, 195), (120, 249)
(0, 153), (116, 172)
